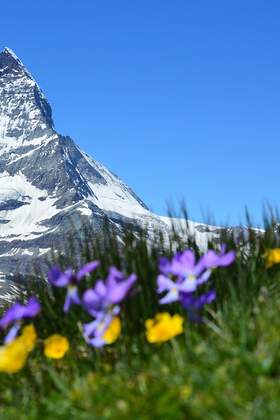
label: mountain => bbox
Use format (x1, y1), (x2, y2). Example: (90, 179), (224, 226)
(0, 48), (219, 298)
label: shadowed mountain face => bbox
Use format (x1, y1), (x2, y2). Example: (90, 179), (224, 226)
(0, 47), (171, 292)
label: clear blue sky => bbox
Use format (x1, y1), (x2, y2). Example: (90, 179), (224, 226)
(1, 1), (280, 226)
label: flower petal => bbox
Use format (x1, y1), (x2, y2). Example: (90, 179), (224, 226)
(48, 266), (72, 287)
(83, 319), (99, 338)
(76, 261), (100, 281)
(171, 250), (195, 275)
(157, 274), (177, 293)
(107, 274), (137, 305)
(159, 289), (179, 304)
(4, 323), (21, 345)
(179, 278), (198, 293)
(0, 297), (40, 329)
(196, 270), (212, 286)
(159, 257), (172, 275)
(87, 336), (106, 348)
(63, 287), (80, 313)
(22, 297), (41, 318)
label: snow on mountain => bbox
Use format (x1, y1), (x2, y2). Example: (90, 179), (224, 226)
(0, 47), (171, 285)
(159, 217), (222, 251)
(0, 47), (224, 296)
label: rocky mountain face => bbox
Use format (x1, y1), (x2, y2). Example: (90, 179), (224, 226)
(0, 48), (219, 299)
(0, 48), (167, 294)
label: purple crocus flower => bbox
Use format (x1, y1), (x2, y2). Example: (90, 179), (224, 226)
(48, 261), (100, 312)
(0, 297), (41, 344)
(83, 267), (137, 317)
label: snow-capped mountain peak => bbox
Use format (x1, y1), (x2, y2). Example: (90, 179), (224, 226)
(0, 48), (53, 148)
(0, 48), (224, 302)
(1, 47), (27, 71)
(0, 47), (173, 286)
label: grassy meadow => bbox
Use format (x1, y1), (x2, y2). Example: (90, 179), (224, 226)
(0, 214), (280, 419)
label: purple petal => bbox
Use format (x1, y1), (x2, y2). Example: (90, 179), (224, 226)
(83, 288), (100, 305)
(192, 257), (207, 277)
(0, 297), (40, 329)
(4, 323), (21, 344)
(157, 274), (176, 293)
(180, 250), (196, 268)
(217, 252), (236, 267)
(111, 305), (121, 316)
(179, 292), (195, 308)
(22, 297), (41, 318)
(202, 250), (235, 269)
(83, 319), (99, 338)
(196, 270), (212, 286)
(83, 285), (107, 315)
(179, 277), (198, 293)
(170, 250), (195, 275)
(94, 312), (114, 338)
(84, 280), (107, 302)
(63, 287), (81, 313)
(63, 294), (72, 313)
(107, 267), (124, 283)
(193, 290), (217, 309)
(201, 250), (219, 269)
(159, 257), (172, 275)
(87, 336), (106, 348)
(83, 312), (113, 344)
(107, 274), (137, 304)
(159, 289), (179, 304)
(0, 303), (24, 329)
(48, 266), (72, 287)
(220, 243), (227, 254)
(180, 290), (216, 312)
(83, 268), (136, 314)
(94, 280), (107, 297)
(47, 266), (63, 283)
(76, 261), (100, 281)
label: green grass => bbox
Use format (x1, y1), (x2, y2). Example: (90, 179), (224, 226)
(1, 218), (280, 419)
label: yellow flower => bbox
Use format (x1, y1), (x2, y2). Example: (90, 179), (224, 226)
(102, 317), (121, 344)
(0, 338), (29, 374)
(145, 312), (184, 343)
(44, 334), (69, 359)
(20, 324), (37, 352)
(0, 324), (37, 374)
(265, 248), (280, 268)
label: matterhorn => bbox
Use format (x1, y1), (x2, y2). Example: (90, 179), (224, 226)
(0, 48), (215, 298)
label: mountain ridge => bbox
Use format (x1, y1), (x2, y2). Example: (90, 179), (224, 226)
(0, 48), (219, 299)
(0, 49), (166, 279)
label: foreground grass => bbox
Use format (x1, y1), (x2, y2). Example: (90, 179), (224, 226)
(1, 219), (280, 419)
